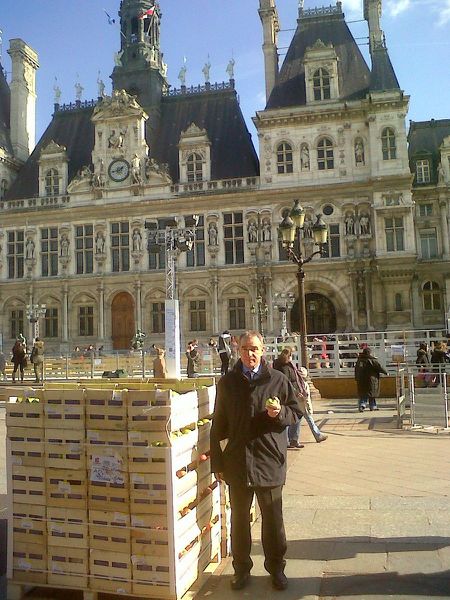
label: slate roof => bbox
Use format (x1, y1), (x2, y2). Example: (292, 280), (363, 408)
(0, 63), (12, 155)
(6, 87), (259, 200)
(408, 119), (450, 185)
(266, 9), (371, 109)
(369, 46), (400, 92)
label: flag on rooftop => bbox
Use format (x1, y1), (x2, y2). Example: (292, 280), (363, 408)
(104, 9), (116, 25)
(138, 7), (156, 19)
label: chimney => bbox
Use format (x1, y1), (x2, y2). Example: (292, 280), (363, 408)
(258, 0), (280, 102)
(7, 39), (39, 162)
(364, 0), (384, 54)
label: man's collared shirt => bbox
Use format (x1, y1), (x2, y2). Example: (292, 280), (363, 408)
(242, 365), (261, 380)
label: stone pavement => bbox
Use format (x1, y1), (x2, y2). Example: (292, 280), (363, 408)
(1, 399), (450, 599)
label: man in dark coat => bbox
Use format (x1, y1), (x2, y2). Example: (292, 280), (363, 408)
(354, 347), (387, 411)
(210, 330), (301, 591)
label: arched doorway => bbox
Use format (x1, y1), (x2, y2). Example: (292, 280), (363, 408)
(111, 292), (135, 350)
(291, 293), (337, 335)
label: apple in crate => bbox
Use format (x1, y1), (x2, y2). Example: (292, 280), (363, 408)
(176, 469), (187, 478)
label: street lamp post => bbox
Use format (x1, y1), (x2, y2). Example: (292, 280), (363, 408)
(251, 295), (269, 336)
(146, 215), (199, 378)
(278, 199), (328, 367)
(26, 303), (47, 343)
(273, 292), (296, 339)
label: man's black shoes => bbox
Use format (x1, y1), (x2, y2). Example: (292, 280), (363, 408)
(230, 572), (250, 590)
(271, 571), (288, 591)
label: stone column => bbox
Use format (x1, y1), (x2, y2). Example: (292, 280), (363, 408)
(439, 197), (450, 258)
(411, 275), (422, 328)
(135, 279), (142, 331)
(209, 272), (219, 334)
(98, 282), (105, 341)
(62, 282), (68, 342)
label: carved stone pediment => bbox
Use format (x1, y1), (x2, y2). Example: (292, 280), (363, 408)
(92, 89), (148, 121)
(180, 122), (208, 139)
(40, 140), (67, 157)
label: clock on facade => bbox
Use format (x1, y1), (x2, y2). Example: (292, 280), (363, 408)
(108, 158), (130, 182)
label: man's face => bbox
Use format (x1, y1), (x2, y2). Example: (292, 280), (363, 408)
(239, 335), (264, 370)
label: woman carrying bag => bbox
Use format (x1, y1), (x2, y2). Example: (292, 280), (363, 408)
(273, 348), (327, 448)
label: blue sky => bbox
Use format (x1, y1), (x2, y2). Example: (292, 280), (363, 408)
(1, 0), (449, 142)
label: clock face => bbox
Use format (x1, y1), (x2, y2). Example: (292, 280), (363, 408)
(108, 158), (130, 182)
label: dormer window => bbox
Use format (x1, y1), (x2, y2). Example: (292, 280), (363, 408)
(186, 153), (204, 182)
(317, 138), (334, 170)
(277, 142), (293, 174)
(416, 159), (430, 184)
(45, 169), (60, 196)
(178, 123), (211, 184)
(0, 179), (8, 199)
(313, 68), (331, 101)
(381, 127), (396, 160)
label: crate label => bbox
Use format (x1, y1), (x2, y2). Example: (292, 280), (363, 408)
(91, 455), (124, 485)
(51, 525), (64, 534)
(46, 406), (58, 415)
(131, 474), (144, 484)
(87, 431), (100, 441)
(58, 482), (72, 494)
(131, 517), (144, 527)
(116, 588), (127, 595)
(18, 560), (32, 570)
(112, 390), (122, 402)
(69, 443), (82, 452)
(51, 562), (64, 573)
(131, 555), (146, 566)
(114, 512), (127, 523)
(20, 520), (33, 530)
(128, 431), (141, 441)
(12, 456), (23, 466)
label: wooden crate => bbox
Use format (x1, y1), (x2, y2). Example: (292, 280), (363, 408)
(88, 476), (129, 511)
(131, 513), (169, 554)
(89, 510), (131, 552)
(128, 432), (171, 474)
(129, 472), (168, 515)
(6, 392), (44, 429)
(46, 469), (87, 509)
(85, 388), (127, 430)
(12, 541), (47, 584)
(12, 465), (46, 506)
(43, 389), (85, 429)
(89, 549), (132, 595)
(12, 504), (46, 545)
(86, 429), (128, 470)
(45, 429), (86, 470)
(47, 507), (88, 548)
(8, 427), (45, 467)
(127, 389), (199, 432)
(47, 546), (88, 588)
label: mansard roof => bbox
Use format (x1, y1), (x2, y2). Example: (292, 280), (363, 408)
(266, 7), (371, 109)
(0, 63), (12, 155)
(408, 119), (450, 183)
(6, 86), (259, 200)
(154, 87), (259, 182)
(369, 46), (400, 92)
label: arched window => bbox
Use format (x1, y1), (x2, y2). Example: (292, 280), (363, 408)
(317, 138), (334, 170)
(423, 281), (441, 311)
(381, 127), (396, 160)
(45, 168), (59, 196)
(186, 153), (203, 182)
(277, 142), (293, 174)
(0, 178), (8, 199)
(313, 68), (331, 101)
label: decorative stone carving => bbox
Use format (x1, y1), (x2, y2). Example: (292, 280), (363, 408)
(355, 138), (365, 165)
(208, 222), (218, 246)
(345, 213), (356, 236)
(359, 213), (371, 236)
(356, 272), (366, 311)
(95, 231), (106, 255)
(261, 218), (272, 242)
(300, 144), (310, 171)
(25, 237), (35, 260)
(131, 154), (142, 184)
(247, 220), (258, 243)
(132, 228), (143, 253)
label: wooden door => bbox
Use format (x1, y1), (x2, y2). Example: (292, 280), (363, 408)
(111, 292), (135, 350)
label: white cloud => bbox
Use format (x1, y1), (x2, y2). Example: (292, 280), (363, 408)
(438, 0), (450, 25)
(386, 0), (411, 17)
(341, 0), (363, 14)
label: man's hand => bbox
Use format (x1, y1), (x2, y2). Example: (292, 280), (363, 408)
(266, 397), (281, 418)
(214, 472), (224, 481)
(267, 407), (281, 418)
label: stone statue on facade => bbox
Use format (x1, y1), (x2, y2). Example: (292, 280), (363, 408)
(178, 63), (187, 86)
(97, 73), (106, 98)
(300, 144), (310, 170)
(226, 58), (235, 80)
(356, 273), (366, 311)
(359, 213), (371, 236)
(132, 228), (143, 253)
(355, 139), (365, 165)
(131, 154), (142, 184)
(208, 222), (218, 246)
(60, 234), (70, 257)
(25, 237), (35, 260)
(303, 216), (313, 238)
(95, 232), (106, 255)
(108, 129), (125, 149)
(53, 79), (62, 104)
(345, 213), (355, 236)
(202, 59), (211, 84)
(247, 220), (258, 243)
(438, 161), (445, 183)
(75, 81), (84, 101)
(261, 218), (271, 242)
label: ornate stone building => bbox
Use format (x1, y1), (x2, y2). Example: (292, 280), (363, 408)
(0, 0), (449, 353)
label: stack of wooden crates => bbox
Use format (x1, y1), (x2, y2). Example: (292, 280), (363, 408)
(6, 381), (223, 599)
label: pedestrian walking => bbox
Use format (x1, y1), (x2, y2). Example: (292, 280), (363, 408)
(218, 330), (232, 376)
(229, 335), (239, 370)
(30, 337), (45, 383)
(354, 347), (387, 411)
(11, 339), (27, 383)
(0, 351), (7, 380)
(210, 330), (301, 591)
(416, 342), (431, 387)
(186, 339), (200, 378)
(273, 348), (327, 447)
(430, 341), (449, 386)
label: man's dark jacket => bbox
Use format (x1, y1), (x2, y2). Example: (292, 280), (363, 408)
(210, 359), (301, 488)
(354, 353), (387, 398)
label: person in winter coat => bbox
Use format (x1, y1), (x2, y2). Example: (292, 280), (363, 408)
(217, 330), (232, 376)
(416, 343), (431, 387)
(210, 330), (301, 592)
(273, 348), (327, 447)
(0, 351), (7, 380)
(31, 337), (45, 383)
(185, 340), (200, 378)
(354, 347), (387, 411)
(430, 342), (449, 385)
(11, 340), (27, 383)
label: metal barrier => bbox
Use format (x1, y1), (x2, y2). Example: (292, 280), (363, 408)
(408, 366), (450, 428)
(396, 367), (408, 428)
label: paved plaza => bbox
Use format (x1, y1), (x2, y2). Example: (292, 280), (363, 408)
(1, 398), (450, 599)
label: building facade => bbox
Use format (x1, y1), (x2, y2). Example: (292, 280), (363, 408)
(0, 0), (449, 353)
